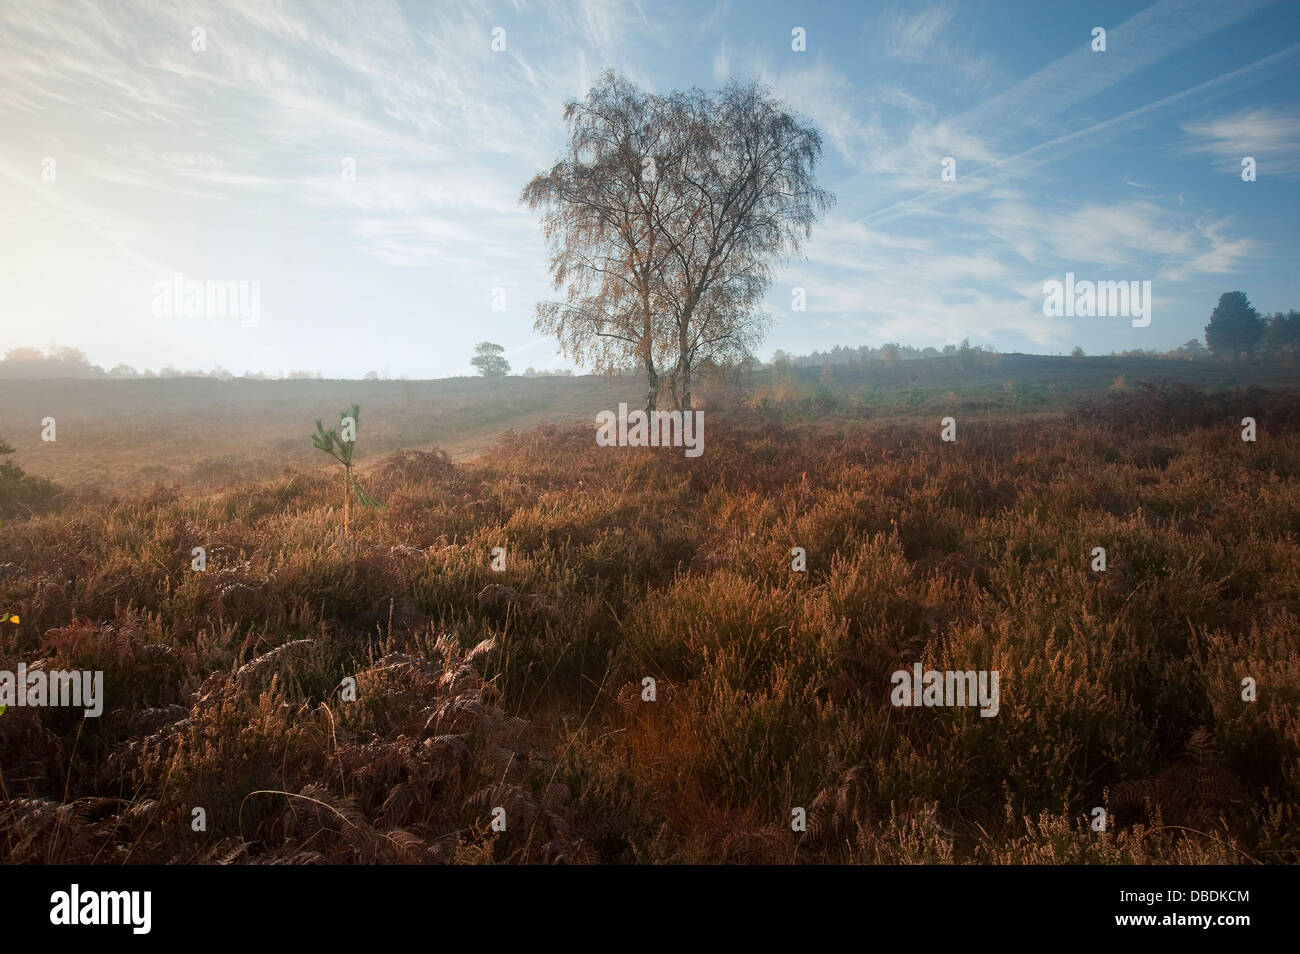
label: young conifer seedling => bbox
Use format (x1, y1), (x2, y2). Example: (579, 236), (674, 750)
(311, 404), (380, 536)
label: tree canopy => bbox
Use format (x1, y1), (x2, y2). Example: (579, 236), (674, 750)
(470, 341), (511, 378)
(1204, 291), (1266, 358)
(522, 70), (832, 411)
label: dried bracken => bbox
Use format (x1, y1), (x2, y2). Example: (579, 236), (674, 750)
(1109, 728), (1246, 829)
(1, 387), (1297, 863)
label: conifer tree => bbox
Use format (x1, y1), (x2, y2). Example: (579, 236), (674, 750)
(311, 404), (380, 536)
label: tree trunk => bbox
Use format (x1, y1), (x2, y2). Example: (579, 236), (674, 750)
(678, 339), (692, 413)
(645, 359), (659, 414)
(343, 468), (351, 537)
(641, 290), (657, 414)
(666, 368), (680, 411)
(678, 318), (692, 413)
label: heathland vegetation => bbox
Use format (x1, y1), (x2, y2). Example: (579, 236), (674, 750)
(0, 360), (1296, 863)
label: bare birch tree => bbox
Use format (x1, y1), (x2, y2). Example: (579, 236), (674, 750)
(652, 80), (833, 411)
(521, 71), (680, 412)
(523, 72), (832, 413)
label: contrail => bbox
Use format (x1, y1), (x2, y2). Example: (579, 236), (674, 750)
(855, 43), (1300, 228)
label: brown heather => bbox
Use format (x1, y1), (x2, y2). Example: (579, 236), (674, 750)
(1, 382), (1297, 864)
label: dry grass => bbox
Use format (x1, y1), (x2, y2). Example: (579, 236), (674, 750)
(1, 380), (1297, 864)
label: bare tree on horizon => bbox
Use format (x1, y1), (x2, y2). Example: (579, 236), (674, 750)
(522, 69), (833, 413)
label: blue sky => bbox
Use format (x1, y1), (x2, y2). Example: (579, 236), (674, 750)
(1, 0), (1298, 377)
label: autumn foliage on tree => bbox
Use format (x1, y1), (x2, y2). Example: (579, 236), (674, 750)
(522, 70), (832, 412)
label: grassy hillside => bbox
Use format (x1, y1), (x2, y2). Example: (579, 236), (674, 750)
(0, 354), (1292, 491)
(1, 374), (1297, 864)
(0, 374), (646, 489)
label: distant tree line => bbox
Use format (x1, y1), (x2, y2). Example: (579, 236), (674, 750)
(0, 346), (326, 380)
(766, 291), (1300, 370)
(0, 343), (582, 381)
(6, 287), (1294, 382)
(765, 337), (1208, 370)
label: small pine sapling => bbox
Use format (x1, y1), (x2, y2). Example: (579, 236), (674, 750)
(311, 404), (380, 535)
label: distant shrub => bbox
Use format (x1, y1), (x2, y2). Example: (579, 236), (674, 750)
(0, 438), (57, 519)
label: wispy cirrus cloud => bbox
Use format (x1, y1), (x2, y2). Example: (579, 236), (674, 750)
(878, 4), (997, 85)
(1182, 107), (1300, 176)
(0, 0), (1295, 376)
(0, 0), (662, 275)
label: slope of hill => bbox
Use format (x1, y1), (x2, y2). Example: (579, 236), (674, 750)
(0, 354), (1291, 490)
(0, 374), (646, 489)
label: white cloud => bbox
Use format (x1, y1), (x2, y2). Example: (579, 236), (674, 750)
(878, 4), (997, 85)
(882, 5), (954, 59)
(1182, 107), (1300, 176)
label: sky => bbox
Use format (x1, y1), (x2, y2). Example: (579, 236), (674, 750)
(1, 0), (1298, 378)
